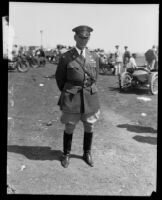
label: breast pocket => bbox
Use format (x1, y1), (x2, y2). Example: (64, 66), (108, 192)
(91, 84), (98, 94)
(67, 63), (84, 82)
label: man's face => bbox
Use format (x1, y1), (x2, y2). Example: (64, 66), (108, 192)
(74, 34), (90, 50)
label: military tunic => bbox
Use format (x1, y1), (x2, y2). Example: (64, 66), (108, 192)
(55, 47), (100, 114)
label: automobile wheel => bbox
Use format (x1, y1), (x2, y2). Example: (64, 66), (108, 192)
(150, 74), (158, 95)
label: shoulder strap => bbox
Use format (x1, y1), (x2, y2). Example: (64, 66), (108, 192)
(75, 57), (95, 81)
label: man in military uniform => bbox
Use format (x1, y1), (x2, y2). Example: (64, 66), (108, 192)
(55, 25), (100, 168)
(123, 46), (131, 65)
(123, 46), (131, 72)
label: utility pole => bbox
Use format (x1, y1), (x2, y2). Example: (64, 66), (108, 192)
(40, 30), (43, 48)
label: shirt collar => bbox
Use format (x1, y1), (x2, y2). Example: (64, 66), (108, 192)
(75, 46), (85, 57)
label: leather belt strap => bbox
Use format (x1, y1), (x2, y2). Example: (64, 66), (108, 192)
(67, 80), (92, 87)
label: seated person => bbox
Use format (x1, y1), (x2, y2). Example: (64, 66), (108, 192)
(125, 53), (137, 73)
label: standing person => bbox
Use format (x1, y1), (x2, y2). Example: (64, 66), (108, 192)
(145, 45), (158, 71)
(35, 47), (46, 67)
(123, 46), (131, 71)
(11, 44), (19, 61)
(114, 45), (123, 75)
(55, 25), (100, 168)
(108, 53), (116, 74)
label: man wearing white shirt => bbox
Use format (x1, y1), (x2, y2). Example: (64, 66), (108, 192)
(114, 45), (123, 75)
(126, 53), (137, 73)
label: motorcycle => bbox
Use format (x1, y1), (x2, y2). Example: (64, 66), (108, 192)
(25, 54), (39, 68)
(8, 55), (29, 73)
(119, 66), (158, 95)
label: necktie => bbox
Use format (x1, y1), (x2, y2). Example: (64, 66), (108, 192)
(80, 50), (85, 61)
(80, 50), (83, 56)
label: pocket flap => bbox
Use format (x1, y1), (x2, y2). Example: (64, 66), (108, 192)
(66, 88), (78, 94)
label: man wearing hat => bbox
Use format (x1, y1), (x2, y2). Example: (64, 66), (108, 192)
(123, 46), (131, 72)
(123, 46), (131, 64)
(114, 45), (123, 75)
(55, 25), (100, 168)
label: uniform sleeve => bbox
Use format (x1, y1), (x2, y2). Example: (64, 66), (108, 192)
(55, 55), (67, 91)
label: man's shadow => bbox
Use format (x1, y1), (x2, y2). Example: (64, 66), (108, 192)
(117, 123), (157, 145)
(109, 86), (149, 95)
(7, 145), (82, 161)
(117, 123), (157, 134)
(132, 135), (157, 145)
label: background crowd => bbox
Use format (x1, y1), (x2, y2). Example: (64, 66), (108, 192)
(7, 43), (158, 74)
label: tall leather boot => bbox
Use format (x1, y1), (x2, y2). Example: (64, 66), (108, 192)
(61, 131), (73, 168)
(83, 132), (94, 167)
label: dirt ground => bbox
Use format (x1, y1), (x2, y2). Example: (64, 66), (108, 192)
(7, 63), (157, 196)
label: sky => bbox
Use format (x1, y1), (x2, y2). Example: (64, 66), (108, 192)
(9, 2), (159, 53)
